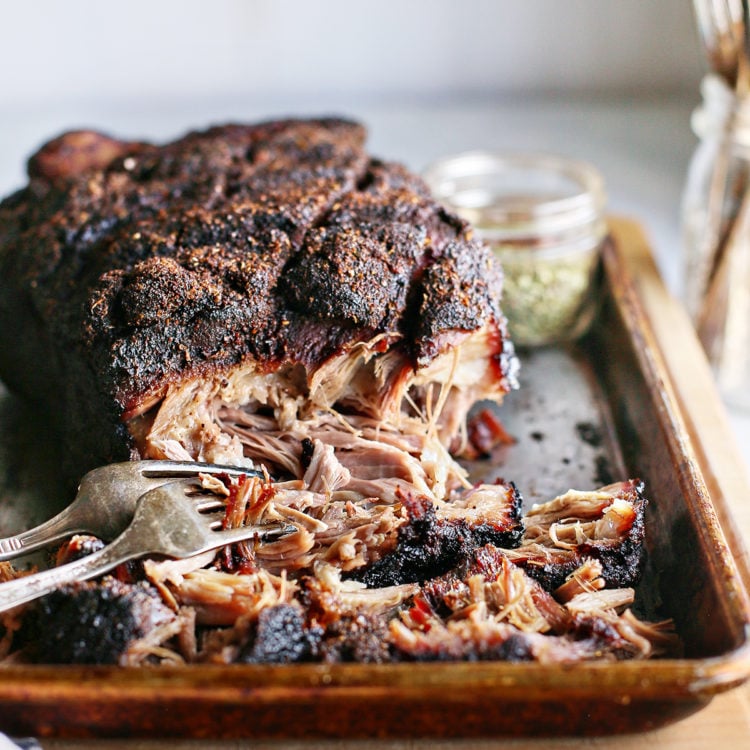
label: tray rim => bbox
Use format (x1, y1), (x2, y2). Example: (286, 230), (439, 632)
(607, 218), (750, 587)
(0, 649), (748, 696)
(0, 217), (749, 736)
(602, 217), (750, 651)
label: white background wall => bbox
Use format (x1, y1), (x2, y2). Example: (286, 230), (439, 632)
(1, 0), (702, 109)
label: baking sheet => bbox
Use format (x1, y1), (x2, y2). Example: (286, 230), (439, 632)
(0, 219), (748, 739)
(470, 346), (625, 503)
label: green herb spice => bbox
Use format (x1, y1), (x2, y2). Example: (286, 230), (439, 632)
(491, 243), (600, 347)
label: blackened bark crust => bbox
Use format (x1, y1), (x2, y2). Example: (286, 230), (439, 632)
(0, 119), (510, 481)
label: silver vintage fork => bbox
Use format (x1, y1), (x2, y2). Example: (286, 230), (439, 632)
(0, 477), (294, 613)
(0, 459), (261, 562)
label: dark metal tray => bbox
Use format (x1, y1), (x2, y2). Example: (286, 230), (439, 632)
(0, 219), (748, 739)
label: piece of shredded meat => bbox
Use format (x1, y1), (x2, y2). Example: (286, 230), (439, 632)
(5, 476), (677, 665)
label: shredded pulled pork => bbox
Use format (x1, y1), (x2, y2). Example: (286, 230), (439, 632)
(0, 320), (673, 667)
(136, 327), (508, 502)
(4, 477), (677, 666)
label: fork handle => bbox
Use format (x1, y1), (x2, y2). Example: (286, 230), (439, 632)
(0, 506), (92, 562)
(0, 522), (294, 612)
(0, 532), (142, 613)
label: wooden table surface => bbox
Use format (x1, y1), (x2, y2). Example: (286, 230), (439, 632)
(22, 221), (750, 750)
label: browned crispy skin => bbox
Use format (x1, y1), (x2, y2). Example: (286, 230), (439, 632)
(20, 577), (175, 665)
(0, 119), (513, 481)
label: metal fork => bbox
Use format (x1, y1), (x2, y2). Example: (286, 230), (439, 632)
(693, 0), (747, 89)
(0, 460), (261, 562)
(0, 477), (294, 613)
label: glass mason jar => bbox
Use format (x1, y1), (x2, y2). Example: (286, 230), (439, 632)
(423, 152), (607, 347)
(681, 75), (750, 410)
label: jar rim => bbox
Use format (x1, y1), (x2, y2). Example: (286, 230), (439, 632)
(422, 151), (606, 234)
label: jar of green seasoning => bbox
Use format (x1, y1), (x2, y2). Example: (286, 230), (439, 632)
(423, 152), (607, 346)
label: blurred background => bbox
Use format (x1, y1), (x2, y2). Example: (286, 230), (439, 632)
(0, 0), (705, 292)
(0, 0), (701, 109)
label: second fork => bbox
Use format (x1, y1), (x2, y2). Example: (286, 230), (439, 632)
(0, 477), (294, 613)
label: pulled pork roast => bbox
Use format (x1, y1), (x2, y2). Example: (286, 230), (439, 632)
(0, 120), (676, 665)
(0, 119), (517, 486)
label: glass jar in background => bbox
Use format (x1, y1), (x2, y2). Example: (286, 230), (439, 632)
(423, 152), (607, 347)
(681, 75), (750, 410)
